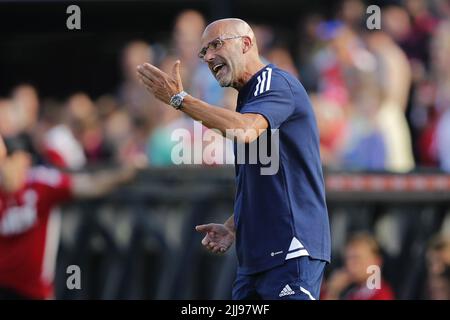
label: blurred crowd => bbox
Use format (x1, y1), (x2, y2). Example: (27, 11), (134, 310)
(302, 0), (450, 172)
(1, 0), (450, 172)
(322, 231), (450, 300)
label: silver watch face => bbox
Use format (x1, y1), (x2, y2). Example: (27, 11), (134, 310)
(171, 95), (183, 108)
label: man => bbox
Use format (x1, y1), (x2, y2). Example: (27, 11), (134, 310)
(0, 135), (137, 299)
(323, 232), (395, 300)
(137, 18), (330, 300)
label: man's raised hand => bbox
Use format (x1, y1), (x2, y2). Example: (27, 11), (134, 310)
(136, 60), (183, 105)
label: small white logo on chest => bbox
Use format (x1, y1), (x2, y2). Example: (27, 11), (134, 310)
(271, 251), (283, 257)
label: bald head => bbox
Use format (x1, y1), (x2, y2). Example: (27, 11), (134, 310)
(199, 18), (264, 89)
(202, 18), (258, 53)
(204, 19), (254, 39)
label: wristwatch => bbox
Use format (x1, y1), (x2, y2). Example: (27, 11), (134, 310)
(169, 91), (188, 110)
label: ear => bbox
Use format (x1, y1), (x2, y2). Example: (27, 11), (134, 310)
(242, 36), (252, 54)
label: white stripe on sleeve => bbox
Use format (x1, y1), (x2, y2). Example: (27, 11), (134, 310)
(265, 67), (272, 91)
(254, 75), (262, 96)
(259, 71), (267, 94)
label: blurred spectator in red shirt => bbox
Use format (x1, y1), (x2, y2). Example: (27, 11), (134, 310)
(0, 135), (138, 299)
(323, 232), (395, 300)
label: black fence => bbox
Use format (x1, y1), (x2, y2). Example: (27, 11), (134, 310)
(54, 166), (450, 299)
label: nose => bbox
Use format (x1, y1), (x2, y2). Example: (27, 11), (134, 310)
(204, 50), (215, 63)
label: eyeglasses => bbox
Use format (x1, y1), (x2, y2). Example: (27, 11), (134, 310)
(198, 35), (245, 59)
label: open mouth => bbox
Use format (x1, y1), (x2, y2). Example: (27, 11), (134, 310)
(212, 63), (226, 76)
